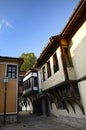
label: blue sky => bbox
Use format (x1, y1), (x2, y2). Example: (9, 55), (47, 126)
(0, 0), (80, 58)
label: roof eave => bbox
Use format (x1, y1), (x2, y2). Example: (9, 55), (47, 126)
(61, 0), (86, 38)
(0, 56), (24, 68)
(35, 35), (61, 67)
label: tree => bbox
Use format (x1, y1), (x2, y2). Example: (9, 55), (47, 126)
(19, 52), (37, 71)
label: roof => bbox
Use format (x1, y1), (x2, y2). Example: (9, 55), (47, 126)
(0, 56), (24, 68)
(61, 0), (86, 39)
(24, 68), (37, 77)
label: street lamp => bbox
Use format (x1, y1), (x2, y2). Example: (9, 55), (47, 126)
(3, 76), (8, 125)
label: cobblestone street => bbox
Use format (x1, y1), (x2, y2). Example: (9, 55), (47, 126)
(0, 112), (86, 130)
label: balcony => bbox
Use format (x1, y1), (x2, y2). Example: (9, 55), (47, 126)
(23, 71), (39, 97)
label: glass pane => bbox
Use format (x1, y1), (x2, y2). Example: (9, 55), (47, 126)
(53, 53), (59, 73)
(12, 73), (16, 78)
(34, 77), (38, 86)
(47, 61), (51, 78)
(8, 73), (11, 78)
(8, 67), (11, 72)
(30, 78), (32, 88)
(42, 67), (45, 81)
(12, 67), (16, 72)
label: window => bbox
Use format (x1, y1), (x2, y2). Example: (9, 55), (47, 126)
(26, 80), (28, 89)
(53, 53), (59, 73)
(47, 61), (51, 78)
(23, 80), (29, 90)
(29, 77), (32, 88)
(34, 77), (38, 86)
(7, 65), (17, 79)
(42, 66), (46, 81)
(28, 79), (30, 88)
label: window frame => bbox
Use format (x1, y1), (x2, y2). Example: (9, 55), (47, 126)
(7, 65), (17, 79)
(53, 53), (59, 73)
(47, 60), (51, 78)
(34, 77), (38, 87)
(42, 66), (46, 81)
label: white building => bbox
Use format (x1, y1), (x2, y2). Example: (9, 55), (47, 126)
(35, 0), (86, 118)
(22, 68), (41, 115)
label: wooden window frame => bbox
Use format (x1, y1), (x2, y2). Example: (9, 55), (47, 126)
(42, 66), (46, 81)
(7, 65), (17, 79)
(47, 60), (51, 78)
(34, 77), (38, 87)
(53, 53), (59, 73)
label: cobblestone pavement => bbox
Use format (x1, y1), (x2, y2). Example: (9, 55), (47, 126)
(0, 112), (86, 130)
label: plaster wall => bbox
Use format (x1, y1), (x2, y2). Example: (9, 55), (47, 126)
(0, 63), (18, 114)
(70, 21), (86, 113)
(46, 22), (86, 118)
(40, 46), (76, 91)
(50, 103), (84, 118)
(41, 47), (65, 91)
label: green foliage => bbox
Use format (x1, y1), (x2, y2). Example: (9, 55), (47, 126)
(19, 52), (37, 71)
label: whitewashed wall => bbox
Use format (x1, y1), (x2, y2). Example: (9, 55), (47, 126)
(67, 67), (76, 80)
(51, 21), (86, 118)
(50, 103), (84, 118)
(40, 46), (76, 91)
(40, 47), (65, 91)
(70, 21), (86, 113)
(51, 21), (86, 117)
(38, 21), (86, 117)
